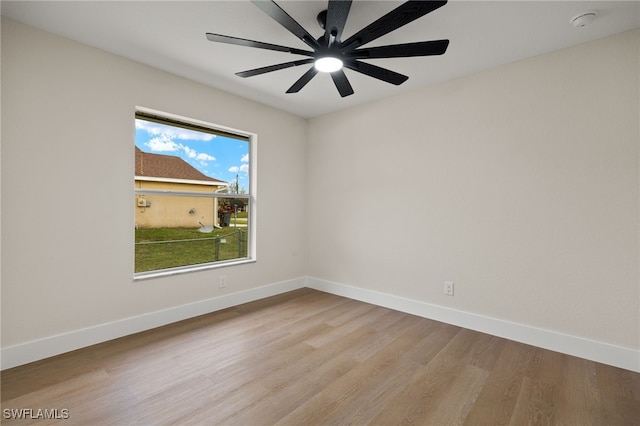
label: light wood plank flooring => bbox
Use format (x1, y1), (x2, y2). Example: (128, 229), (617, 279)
(2, 288), (639, 425)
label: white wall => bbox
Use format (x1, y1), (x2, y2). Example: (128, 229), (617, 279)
(1, 18), (307, 347)
(307, 30), (639, 351)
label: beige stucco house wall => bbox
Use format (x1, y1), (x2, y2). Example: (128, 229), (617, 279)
(135, 179), (226, 229)
(135, 147), (227, 228)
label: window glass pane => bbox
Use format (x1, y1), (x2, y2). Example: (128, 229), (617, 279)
(134, 113), (252, 276)
(134, 195), (249, 273)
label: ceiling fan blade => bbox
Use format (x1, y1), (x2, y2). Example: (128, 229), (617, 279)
(344, 60), (409, 86)
(349, 39), (449, 59)
(251, 0), (320, 50)
(324, 0), (352, 47)
(286, 66), (319, 93)
(206, 33), (314, 57)
(236, 59), (315, 78)
(330, 70), (355, 97)
(340, 1), (447, 52)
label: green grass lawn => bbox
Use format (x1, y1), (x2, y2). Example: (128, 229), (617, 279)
(135, 226), (248, 273)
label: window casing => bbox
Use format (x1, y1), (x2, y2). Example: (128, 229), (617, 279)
(134, 109), (255, 279)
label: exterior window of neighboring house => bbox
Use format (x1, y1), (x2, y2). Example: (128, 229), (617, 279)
(134, 109), (255, 278)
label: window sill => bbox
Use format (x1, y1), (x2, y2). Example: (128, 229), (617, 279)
(133, 258), (256, 281)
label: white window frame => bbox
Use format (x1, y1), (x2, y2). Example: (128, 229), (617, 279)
(134, 107), (257, 280)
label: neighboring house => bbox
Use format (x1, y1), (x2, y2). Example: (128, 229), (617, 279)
(135, 147), (227, 228)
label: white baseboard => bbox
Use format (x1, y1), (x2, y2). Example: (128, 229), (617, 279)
(306, 276), (640, 373)
(3, 276), (638, 373)
(1, 277), (306, 370)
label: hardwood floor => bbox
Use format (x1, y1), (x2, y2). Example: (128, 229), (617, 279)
(2, 288), (639, 425)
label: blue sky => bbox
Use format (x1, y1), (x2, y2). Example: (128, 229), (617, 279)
(135, 119), (249, 190)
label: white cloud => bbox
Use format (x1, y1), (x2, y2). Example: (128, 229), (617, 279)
(197, 153), (216, 161)
(144, 134), (216, 164)
(137, 119), (219, 172)
(228, 154), (249, 175)
(136, 119), (215, 142)
(228, 164), (249, 174)
(147, 134), (180, 152)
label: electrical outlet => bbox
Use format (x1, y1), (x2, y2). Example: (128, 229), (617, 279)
(219, 275), (226, 288)
(444, 281), (454, 296)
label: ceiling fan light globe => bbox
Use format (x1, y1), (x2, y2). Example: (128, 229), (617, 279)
(314, 57), (343, 73)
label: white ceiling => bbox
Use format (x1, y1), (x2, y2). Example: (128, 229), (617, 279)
(2, 1), (639, 118)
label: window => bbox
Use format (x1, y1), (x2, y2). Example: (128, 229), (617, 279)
(134, 109), (255, 278)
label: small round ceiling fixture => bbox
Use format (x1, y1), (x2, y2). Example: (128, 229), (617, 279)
(571, 10), (597, 28)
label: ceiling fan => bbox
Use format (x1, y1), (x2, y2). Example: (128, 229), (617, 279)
(206, 0), (449, 97)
